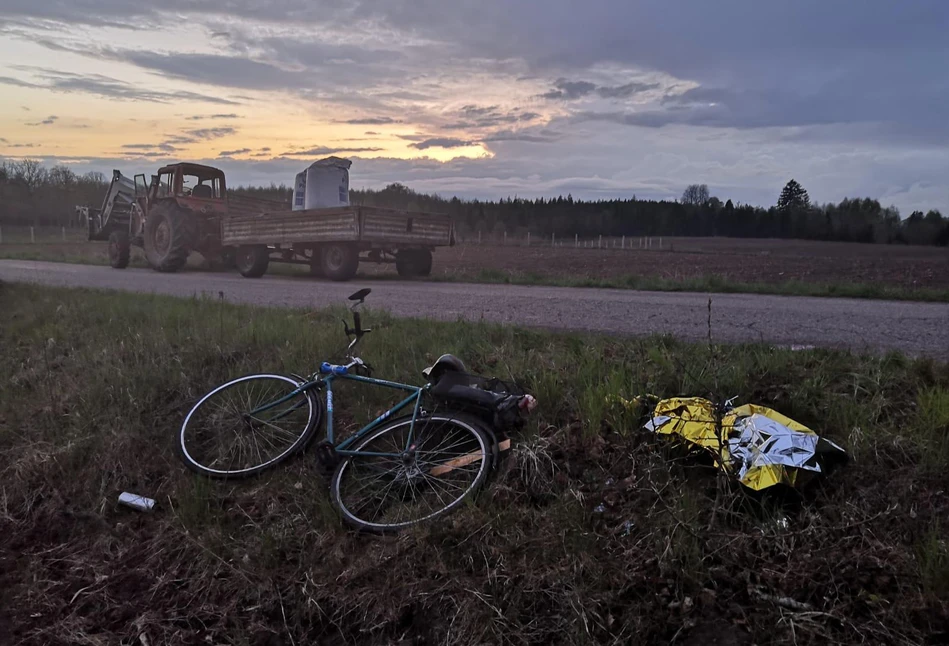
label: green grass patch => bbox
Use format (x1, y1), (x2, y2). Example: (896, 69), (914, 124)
(461, 267), (949, 302)
(1, 283), (948, 644)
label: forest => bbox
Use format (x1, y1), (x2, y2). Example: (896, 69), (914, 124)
(1, 159), (946, 246)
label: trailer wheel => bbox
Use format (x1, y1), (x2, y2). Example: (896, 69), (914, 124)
(235, 245), (270, 278)
(320, 243), (358, 281)
(396, 248), (433, 278)
(108, 230), (131, 269)
(144, 202), (193, 272)
(308, 252), (324, 278)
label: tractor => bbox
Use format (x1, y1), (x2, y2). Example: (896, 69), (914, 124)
(89, 163), (234, 272)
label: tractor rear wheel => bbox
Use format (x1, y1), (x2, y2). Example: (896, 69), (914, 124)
(235, 245), (270, 278)
(320, 243), (359, 281)
(108, 230), (131, 269)
(144, 202), (193, 272)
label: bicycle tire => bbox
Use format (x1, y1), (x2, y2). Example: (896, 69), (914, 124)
(178, 373), (322, 478)
(330, 411), (492, 532)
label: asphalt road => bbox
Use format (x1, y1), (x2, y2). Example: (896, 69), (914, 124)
(2, 259), (948, 360)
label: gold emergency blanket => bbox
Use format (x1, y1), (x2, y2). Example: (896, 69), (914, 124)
(638, 397), (847, 491)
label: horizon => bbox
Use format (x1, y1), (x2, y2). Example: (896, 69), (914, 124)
(1, 1), (947, 214)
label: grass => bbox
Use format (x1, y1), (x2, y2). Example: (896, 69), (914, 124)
(3, 236), (949, 302)
(458, 268), (949, 302)
(1, 283), (948, 644)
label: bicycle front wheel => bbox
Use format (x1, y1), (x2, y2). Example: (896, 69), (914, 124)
(330, 412), (492, 532)
(178, 374), (321, 478)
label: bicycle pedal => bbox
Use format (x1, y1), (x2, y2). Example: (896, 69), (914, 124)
(314, 440), (340, 473)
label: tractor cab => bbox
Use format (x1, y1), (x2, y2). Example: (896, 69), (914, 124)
(136, 163), (227, 212)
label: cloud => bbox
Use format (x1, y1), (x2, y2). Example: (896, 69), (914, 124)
(540, 79), (596, 100)
(483, 129), (561, 143)
(540, 79), (659, 101)
(122, 142), (180, 153)
(596, 82), (660, 99)
(219, 148), (253, 157)
(0, 138), (6, 143)
(442, 106), (542, 130)
(4, 0), (949, 215)
(340, 117), (401, 125)
(364, 131), (381, 135)
(460, 105), (500, 117)
(186, 127), (237, 140)
(186, 113), (240, 120)
(409, 138), (475, 150)
(0, 67), (239, 105)
(26, 115), (58, 126)
(280, 146), (385, 156)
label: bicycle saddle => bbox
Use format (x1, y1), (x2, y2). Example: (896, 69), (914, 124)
(422, 354), (467, 382)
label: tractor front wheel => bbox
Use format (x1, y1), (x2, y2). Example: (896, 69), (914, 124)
(144, 202), (193, 272)
(108, 230), (131, 269)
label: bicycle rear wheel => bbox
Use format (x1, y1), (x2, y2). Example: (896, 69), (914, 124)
(178, 374), (321, 478)
(330, 412), (492, 532)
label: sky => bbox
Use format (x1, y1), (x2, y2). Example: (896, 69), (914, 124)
(1, 0), (947, 214)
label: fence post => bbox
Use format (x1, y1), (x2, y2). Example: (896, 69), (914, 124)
(31, 227), (35, 243)
(574, 234), (578, 248)
(551, 232), (555, 247)
(598, 234), (602, 249)
(478, 230), (482, 245)
(0, 226), (3, 244)
(527, 232), (531, 247)
(659, 236), (662, 250)
(504, 231), (507, 245)
(62, 226), (66, 241)
(621, 235), (625, 249)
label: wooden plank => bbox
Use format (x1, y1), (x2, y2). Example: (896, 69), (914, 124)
(359, 207), (452, 246)
(222, 208), (358, 245)
(220, 203), (453, 247)
(429, 438), (512, 477)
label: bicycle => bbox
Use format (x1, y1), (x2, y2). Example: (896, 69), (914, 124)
(177, 288), (536, 532)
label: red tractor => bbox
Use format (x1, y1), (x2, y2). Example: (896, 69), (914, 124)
(89, 163), (276, 272)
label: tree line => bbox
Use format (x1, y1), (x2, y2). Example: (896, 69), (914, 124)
(0, 160), (111, 227)
(2, 159), (946, 246)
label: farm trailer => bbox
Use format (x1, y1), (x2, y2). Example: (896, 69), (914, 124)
(224, 204), (455, 281)
(85, 162), (454, 281)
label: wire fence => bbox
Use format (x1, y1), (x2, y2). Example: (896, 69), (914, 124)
(458, 231), (670, 250)
(0, 225), (88, 244)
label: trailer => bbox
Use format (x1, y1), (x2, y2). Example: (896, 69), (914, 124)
(223, 204), (454, 281)
(84, 161), (454, 281)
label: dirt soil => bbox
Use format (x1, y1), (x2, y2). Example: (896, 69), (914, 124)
(426, 238), (949, 288)
(2, 237), (947, 289)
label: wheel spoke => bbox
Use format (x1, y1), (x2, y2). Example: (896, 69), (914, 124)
(333, 415), (488, 530)
(180, 375), (315, 476)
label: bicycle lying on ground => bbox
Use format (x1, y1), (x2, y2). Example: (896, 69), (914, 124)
(177, 288), (536, 532)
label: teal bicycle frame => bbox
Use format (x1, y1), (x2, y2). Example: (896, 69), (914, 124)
(248, 370), (429, 458)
